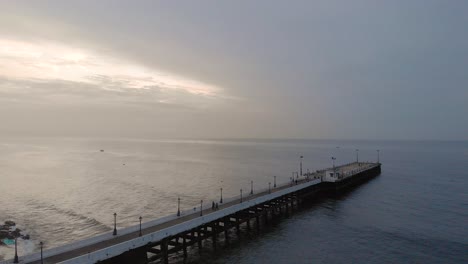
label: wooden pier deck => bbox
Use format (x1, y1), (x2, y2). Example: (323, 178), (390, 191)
(4, 162), (381, 264)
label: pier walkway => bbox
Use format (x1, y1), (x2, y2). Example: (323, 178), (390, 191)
(3, 162), (380, 264)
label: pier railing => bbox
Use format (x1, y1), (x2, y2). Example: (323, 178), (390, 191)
(0, 175), (319, 264)
(53, 179), (323, 264)
(1, 162), (376, 264)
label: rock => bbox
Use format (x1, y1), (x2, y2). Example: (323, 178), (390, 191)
(0, 221), (30, 246)
(0, 230), (8, 239)
(11, 229), (21, 238)
(4, 221), (15, 227)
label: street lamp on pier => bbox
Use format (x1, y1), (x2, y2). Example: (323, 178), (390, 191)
(113, 213), (117, 236)
(250, 180), (253, 195)
(40, 241), (43, 264)
(13, 237), (19, 263)
(274, 176), (277, 188)
(220, 188), (223, 204)
(356, 149), (359, 164)
(139, 216), (143, 237)
(240, 189), (243, 203)
(200, 200), (203, 216)
(177, 197), (181, 217)
(300, 155), (303, 176)
(377, 150), (380, 163)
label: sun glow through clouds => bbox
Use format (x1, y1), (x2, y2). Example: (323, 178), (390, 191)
(0, 38), (220, 97)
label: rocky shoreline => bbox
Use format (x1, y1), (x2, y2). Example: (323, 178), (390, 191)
(0, 221), (30, 246)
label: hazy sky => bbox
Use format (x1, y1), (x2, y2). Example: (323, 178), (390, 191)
(0, 0), (467, 140)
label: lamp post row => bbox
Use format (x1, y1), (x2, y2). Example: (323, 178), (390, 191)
(24, 173), (290, 263)
(13, 239), (44, 264)
(333, 148), (380, 165)
(22, 152), (378, 263)
(109, 151), (378, 240)
(23, 153), (383, 262)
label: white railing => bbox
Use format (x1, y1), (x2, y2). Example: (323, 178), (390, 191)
(1, 162), (379, 264)
(0, 203), (217, 264)
(338, 163), (379, 180)
(59, 178), (322, 264)
(0, 178), (321, 264)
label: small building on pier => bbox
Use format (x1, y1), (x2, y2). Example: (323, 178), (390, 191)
(323, 170), (341, 182)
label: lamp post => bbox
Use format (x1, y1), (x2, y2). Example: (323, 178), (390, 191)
(13, 237), (18, 263)
(220, 188), (223, 204)
(40, 241), (43, 264)
(250, 180), (253, 195)
(273, 176), (277, 188)
(356, 149), (359, 164)
(200, 200), (203, 216)
(268, 182), (271, 194)
(240, 189), (243, 203)
(113, 213), (117, 236)
(377, 150), (380, 163)
(139, 216), (142, 237)
(177, 197), (181, 217)
(300, 155), (303, 176)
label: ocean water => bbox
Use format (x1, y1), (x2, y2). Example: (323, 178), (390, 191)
(0, 138), (467, 263)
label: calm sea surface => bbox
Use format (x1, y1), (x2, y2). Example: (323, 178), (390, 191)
(0, 138), (467, 263)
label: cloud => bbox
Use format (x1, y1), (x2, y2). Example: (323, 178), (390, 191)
(0, 76), (221, 111)
(0, 38), (222, 97)
(0, 1), (467, 140)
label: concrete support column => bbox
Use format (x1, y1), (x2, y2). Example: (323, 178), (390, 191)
(222, 218), (229, 244)
(212, 222), (217, 250)
(183, 235), (187, 258)
(256, 214), (260, 232)
(236, 214), (240, 235)
(162, 238), (169, 264)
(197, 227), (202, 251)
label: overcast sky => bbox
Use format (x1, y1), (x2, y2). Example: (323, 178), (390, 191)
(0, 0), (467, 140)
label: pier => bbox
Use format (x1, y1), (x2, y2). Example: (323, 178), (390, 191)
(3, 161), (381, 264)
